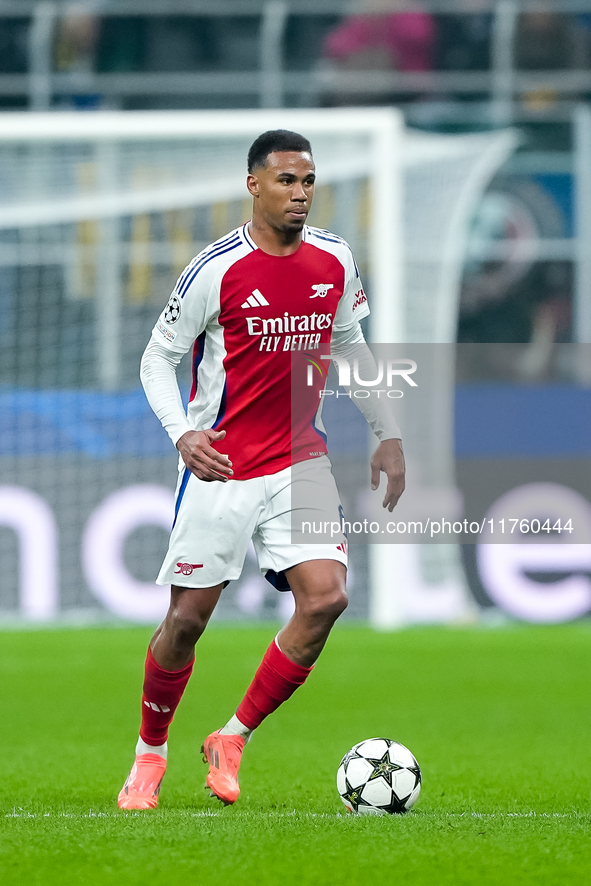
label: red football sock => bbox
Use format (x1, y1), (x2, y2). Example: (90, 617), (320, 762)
(236, 638), (313, 730)
(139, 647), (194, 746)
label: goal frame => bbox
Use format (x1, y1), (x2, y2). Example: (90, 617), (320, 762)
(0, 107), (405, 345)
(0, 108), (515, 628)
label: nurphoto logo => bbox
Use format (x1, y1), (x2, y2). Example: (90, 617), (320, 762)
(308, 354), (418, 399)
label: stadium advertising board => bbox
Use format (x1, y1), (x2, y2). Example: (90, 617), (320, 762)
(292, 343), (591, 624)
(1, 344), (590, 625)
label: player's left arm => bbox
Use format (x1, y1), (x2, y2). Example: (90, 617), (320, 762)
(330, 324), (405, 511)
(369, 438), (405, 513)
(329, 245), (405, 511)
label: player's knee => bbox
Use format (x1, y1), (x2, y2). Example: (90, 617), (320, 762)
(325, 589), (348, 621)
(167, 607), (207, 647)
(302, 586), (348, 625)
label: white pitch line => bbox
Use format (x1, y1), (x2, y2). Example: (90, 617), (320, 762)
(4, 810), (586, 820)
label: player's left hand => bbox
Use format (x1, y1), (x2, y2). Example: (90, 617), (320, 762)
(370, 438), (405, 512)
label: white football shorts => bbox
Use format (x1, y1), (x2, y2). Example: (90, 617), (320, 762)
(157, 455), (348, 589)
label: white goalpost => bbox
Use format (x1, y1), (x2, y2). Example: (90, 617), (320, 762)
(0, 108), (404, 389)
(369, 124), (518, 629)
(0, 108), (515, 625)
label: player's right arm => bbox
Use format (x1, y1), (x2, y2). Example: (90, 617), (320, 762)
(175, 428), (232, 482)
(140, 261), (233, 482)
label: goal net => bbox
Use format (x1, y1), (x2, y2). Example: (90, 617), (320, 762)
(0, 108), (515, 625)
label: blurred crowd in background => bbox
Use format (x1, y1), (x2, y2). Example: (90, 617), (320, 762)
(0, 0), (588, 353)
(0, 2), (588, 106)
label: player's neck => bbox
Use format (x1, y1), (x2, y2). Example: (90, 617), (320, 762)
(247, 220), (302, 256)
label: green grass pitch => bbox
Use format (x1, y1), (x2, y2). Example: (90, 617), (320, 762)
(1, 622), (590, 885)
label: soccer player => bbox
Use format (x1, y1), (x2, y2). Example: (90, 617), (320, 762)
(118, 130), (405, 810)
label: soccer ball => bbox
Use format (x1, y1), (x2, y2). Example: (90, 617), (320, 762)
(164, 295), (181, 324)
(337, 738), (421, 815)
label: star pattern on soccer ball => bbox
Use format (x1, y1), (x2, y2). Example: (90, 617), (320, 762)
(164, 295), (181, 324)
(340, 748), (359, 767)
(368, 751), (401, 786)
(338, 741), (421, 815)
(342, 777), (372, 813)
(408, 767), (421, 790)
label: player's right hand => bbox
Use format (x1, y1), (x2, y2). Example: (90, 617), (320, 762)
(176, 429), (233, 482)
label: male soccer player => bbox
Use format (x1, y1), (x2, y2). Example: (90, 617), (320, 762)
(118, 130), (405, 810)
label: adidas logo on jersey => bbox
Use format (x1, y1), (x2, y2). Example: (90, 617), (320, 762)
(241, 289), (269, 309)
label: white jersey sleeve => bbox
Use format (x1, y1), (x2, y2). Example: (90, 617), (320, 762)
(303, 227), (369, 333)
(140, 340), (192, 446)
(140, 227), (252, 447)
(330, 328), (402, 442)
(332, 243), (369, 332)
(152, 258), (217, 358)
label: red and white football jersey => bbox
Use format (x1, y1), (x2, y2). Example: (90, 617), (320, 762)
(150, 223), (369, 480)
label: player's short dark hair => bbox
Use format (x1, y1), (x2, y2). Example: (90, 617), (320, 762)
(247, 130), (313, 173)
